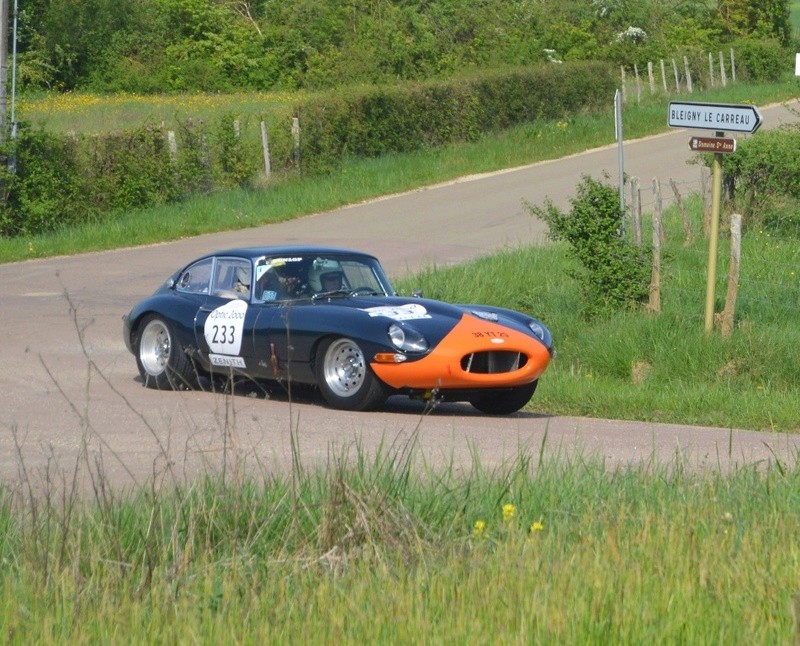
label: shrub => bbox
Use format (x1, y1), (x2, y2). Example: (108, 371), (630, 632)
(729, 38), (790, 82)
(527, 175), (650, 317)
(0, 127), (93, 236)
(0, 115), (282, 237)
(720, 123), (800, 228)
(295, 62), (617, 174)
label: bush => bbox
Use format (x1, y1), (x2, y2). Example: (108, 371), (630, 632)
(0, 113), (288, 238)
(526, 176), (650, 317)
(729, 38), (790, 82)
(0, 127), (92, 236)
(295, 62), (617, 174)
(720, 123), (800, 227)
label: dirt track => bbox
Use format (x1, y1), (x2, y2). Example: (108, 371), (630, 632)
(2, 102), (799, 491)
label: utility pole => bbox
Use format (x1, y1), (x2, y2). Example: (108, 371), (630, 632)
(0, 0), (7, 143)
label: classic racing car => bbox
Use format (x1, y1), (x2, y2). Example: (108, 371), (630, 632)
(123, 246), (554, 414)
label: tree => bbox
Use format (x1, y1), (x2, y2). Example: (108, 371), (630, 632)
(718, 0), (791, 45)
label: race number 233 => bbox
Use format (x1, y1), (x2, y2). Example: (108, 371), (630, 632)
(204, 300), (247, 355)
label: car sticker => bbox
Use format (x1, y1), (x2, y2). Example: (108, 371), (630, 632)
(363, 303), (431, 321)
(471, 309), (499, 322)
(204, 299), (247, 355)
(209, 354), (246, 368)
(255, 257), (304, 279)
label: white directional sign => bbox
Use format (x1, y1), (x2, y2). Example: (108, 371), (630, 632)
(668, 101), (762, 133)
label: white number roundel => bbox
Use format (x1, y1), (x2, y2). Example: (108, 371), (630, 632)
(204, 300), (247, 355)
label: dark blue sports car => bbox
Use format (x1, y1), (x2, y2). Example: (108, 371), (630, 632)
(123, 246), (554, 414)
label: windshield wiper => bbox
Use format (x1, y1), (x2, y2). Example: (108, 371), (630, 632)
(311, 289), (351, 301)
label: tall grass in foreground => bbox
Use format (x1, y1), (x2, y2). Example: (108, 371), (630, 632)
(1, 441), (799, 643)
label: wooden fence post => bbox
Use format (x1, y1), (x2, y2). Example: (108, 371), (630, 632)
(167, 130), (177, 162)
(660, 59), (668, 92)
(730, 48), (736, 82)
(719, 51), (727, 87)
(653, 177), (664, 243)
(621, 66), (627, 102)
(708, 52), (715, 87)
(634, 63), (642, 103)
(200, 133), (212, 192)
(648, 205), (662, 314)
(669, 178), (693, 246)
(672, 59), (680, 92)
(291, 117), (300, 169)
(631, 176), (642, 245)
(648, 61), (655, 94)
(684, 56), (693, 92)
(260, 121), (271, 179)
(720, 213), (742, 337)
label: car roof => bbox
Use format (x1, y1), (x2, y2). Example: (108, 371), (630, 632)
(194, 245), (379, 263)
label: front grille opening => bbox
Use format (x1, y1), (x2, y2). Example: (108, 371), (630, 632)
(461, 351), (527, 374)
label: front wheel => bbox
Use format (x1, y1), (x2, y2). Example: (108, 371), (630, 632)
(469, 380), (538, 415)
(315, 337), (387, 411)
(135, 315), (196, 390)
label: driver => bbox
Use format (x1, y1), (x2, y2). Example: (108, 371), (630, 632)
(275, 265), (308, 297)
(256, 262), (309, 299)
(319, 270), (344, 292)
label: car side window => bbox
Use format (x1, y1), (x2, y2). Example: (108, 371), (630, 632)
(211, 258), (252, 299)
(176, 258), (213, 294)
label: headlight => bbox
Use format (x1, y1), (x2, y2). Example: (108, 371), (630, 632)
(388, 323), (428, 353)
(528, 320), (553, 349)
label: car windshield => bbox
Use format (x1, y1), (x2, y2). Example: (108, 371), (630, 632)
(253, 253), (394, 302)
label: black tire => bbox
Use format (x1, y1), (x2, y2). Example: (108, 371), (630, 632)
(134, 315), (196, 390)
(469, 380), (538, 415)
(315, 337), (387, 411)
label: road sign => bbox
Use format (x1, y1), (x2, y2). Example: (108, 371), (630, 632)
(668, 101), (762, 133)
(689, 136), (736, 154)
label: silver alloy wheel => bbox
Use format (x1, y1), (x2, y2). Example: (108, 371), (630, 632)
(322, 338), (366, 398)
(139, 318), (171, 377)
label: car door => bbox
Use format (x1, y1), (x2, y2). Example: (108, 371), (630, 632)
(193, 256), (261, 372)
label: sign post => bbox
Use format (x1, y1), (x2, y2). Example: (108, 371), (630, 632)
(705, 138), (724, 333)
(668, 101), (762, 133)
(667, 101), (762, 334)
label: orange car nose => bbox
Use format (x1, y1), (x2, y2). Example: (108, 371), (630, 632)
(371, 313), (551, 390)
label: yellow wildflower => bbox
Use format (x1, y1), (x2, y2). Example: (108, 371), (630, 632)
(529, 521), (544, 533)
(502, 503), (516, 523)
(473, 520), (486, 537)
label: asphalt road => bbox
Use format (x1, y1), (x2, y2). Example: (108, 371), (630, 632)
(2, 101), (799, 492)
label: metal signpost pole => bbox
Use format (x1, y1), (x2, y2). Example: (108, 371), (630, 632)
(704, 135), (724, 334)
(615, 89), (625, 218)
(0, 0), (8, 143)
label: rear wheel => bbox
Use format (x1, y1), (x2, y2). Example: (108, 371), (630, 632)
(469, 380), (538, 415)
(135, 315), (195, 390)
(315, 337), (387, 411)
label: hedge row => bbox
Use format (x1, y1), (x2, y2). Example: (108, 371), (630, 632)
(720, 122), (800, 232)
(296, 62), (617, 174)
(0, 62), (617, 237)
(0, 115), (295, 237)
